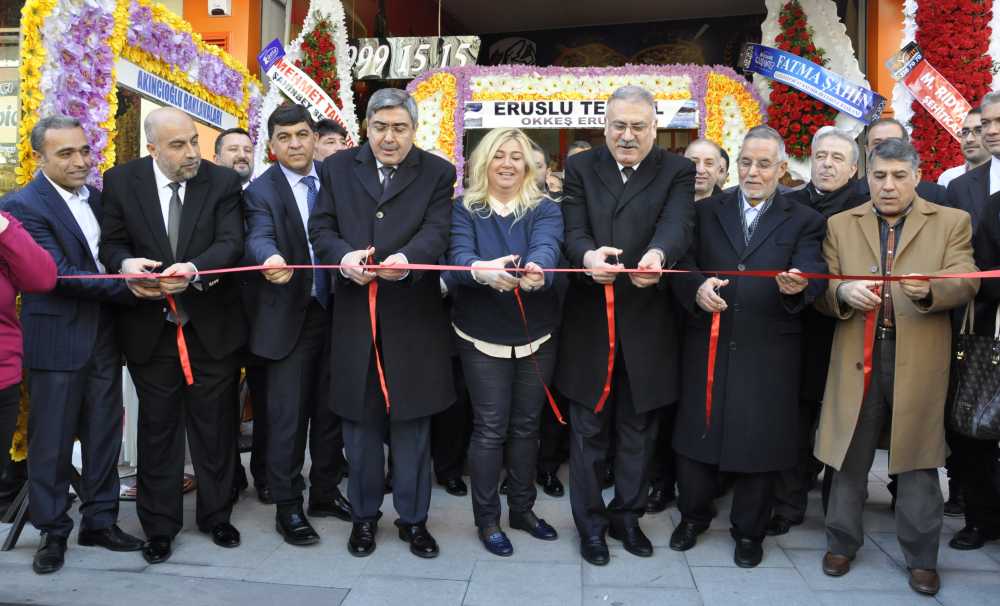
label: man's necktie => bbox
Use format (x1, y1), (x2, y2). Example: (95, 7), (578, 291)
(621, 166), (635, 183)
(302, 176), (330, 308)
(380, 165), (396, 194)
(167, 182), (182, 257)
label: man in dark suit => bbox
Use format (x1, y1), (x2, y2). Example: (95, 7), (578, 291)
(949, 99), (1000, 229)
(854, 118), (947, 206)
(670, 125), (827, 567)
(99, 107), (246, 564)
(309, 89), (455, 559)
(2, 116), (144, 574)
(558, 85), (695, 566)
(243, 104), (351, 545)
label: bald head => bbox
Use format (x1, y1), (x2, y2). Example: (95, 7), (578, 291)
(145, 107), (201, 182)
(684, 139), (725, 200)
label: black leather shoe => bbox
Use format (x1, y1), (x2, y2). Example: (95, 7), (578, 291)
(734, 537), (764, 568)
(580, 535), (610, 566)
(202, 522), (241, 548)
(509, 510), (558, 541)
(397, 522), (439, 558)
(499, 476), (509, 495)
(478, 525), (513, 557)
(765, 515), (802, 537)
(78, 525), (144, 552)
(441, 477), (467, 496)
(142, 536), (172, 565)
(307, 488), (352, 522)
(348, 521), (377, 557)
(645, 485), (675, 513)
(601, 466), (615, 489)
(276, 507), (320, 546)
(949, 525), (999, 550)
(536, 471), (564, 497)
(669, 520), (708, 551)
(609, 523), (653, 557)
(256, 484), (273, 505)
(32, 534), (67, 574)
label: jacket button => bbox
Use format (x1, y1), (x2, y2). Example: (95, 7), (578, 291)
(729, 341), (736, 351)
(855, 362), (863, 370)
(733, 303), (741, 312)
(376, 211), (384, 219)
(870, 265), (878, 273)
(737, 264), (746, 271)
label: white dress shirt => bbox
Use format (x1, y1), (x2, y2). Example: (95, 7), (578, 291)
(616, 161), (641, 183)
(937, 164), (967, 188)
(43, 173), (104, 272)
(149, 160), (198, 280)
(990, 156), (1000, 196)
(278, 162), (320, 296)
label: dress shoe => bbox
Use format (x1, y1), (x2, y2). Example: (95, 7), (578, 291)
(441, 477), (468, 496)
(348, 521), (377, 557)
(580, 535), (610, 566)
(384, 471), (392, 494)
(142, 536), (172, 565)
(601, 466), (615, 489)
(307, 488), (353, 522)
(608, 523), (653, 557)
(733, 537), (763, 568)
(276, 507), (320, 546)
(944, 493), (966, 517)
(669, 520), (708, 551)
(908, 568), (941, 596)
(202, 522), (241, 548)
(499, 476), (509, 495)
(821, 551), (852, 577)
(949, 525), (999, 550)
(645, 485), (675, 513)
(478, 525), (513, 557)
(396, 522), (439, 558)
(78, 525), (144, 552)
(536, 471), (564, 497)
(765, 515), (802, 537)
(256, 484), (273, 505)
(509, 510), (558, 541)
(32, 533), (67, 574)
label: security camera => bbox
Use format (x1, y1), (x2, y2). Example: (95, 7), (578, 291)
(208, 0), (231, 16)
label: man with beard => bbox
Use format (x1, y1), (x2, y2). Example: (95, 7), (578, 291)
(854, 118), (947, 206)
(213, 128), (254, 188)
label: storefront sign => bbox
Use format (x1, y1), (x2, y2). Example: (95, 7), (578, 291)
(348, 36), (480, 80)
(116, 60), (237, 130)
(886, 42), (971, 139)
(739, 43), (885, 124)
(258, 39), (356, 145)
(463, 99), (699, 130)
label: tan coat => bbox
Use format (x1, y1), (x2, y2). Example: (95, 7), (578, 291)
(815, 197), (978, 474)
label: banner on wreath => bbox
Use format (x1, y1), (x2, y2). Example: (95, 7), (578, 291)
(887, 42), (972, 141)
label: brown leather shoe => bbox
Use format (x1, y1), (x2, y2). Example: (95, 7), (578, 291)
(821, 552), (852, 577)
(908, 568), (940, 596)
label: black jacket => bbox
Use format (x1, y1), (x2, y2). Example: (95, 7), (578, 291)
(947, 161), (991, 231)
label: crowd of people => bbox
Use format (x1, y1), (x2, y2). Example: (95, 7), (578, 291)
(0, 83), (998, 599)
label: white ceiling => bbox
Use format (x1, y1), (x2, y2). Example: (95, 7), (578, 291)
(442, 0), (766, 34)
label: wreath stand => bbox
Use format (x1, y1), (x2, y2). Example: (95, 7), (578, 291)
(1, 467), (82, 551)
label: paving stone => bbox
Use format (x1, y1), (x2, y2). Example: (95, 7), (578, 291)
(682, 530), (793, 568)
(869, 531), (1000, 572)
(464, 560), (580, 606)
(582, 546), (695, 588)
(785, 546), (910, 591)
(690, 567), (814, 606)
(342, 575), (466, 606)
(582, 586), (703, 605)
(935, 570), (1000, 606)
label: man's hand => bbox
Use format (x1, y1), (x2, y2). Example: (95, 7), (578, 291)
(159, 262), (196, 295)
(630, 249), (664, 288)
(472, 254), (520, 292)
(341, 247), (376, 286)
(121, 258), (163, 299)
(695, 277), (729, 313)
(518, 261), (545, 292)
(583, 246), (624, 284)
(261, 254), (293, 284)
(900, 273), (931, 301)
(837, 280), (882, 311)
(775, 268), (808, 295)
(375, 252), (409, 281)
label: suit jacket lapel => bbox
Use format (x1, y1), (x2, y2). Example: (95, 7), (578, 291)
(176, 164), (210, 260)
(134, 158), (174, 262)
(851, 203), (881, 264)
(379, 147), (421, 208)
(34, 175), (88, 250)
(595, 147), (625, 202)
(714, 191), (746, 257)
(353, 143), (383, 204)
(894, 197), (933, 261)
(742, 193), (792, 259)
(615, 148), (659, 216)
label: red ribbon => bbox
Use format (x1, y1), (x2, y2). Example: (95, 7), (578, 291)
(513, 287), (565, 425)
(863, 309), (877, 399)
(165, 294), (194, 386)
(594, 283), (616, 413)
(704, 311), (721, 432)
(368, 279), (391, 412)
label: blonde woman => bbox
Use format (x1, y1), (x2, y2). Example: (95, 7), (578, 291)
(446, 128), (564, 556)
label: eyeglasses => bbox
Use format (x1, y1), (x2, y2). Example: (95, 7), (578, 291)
(960, 126), (984, 137)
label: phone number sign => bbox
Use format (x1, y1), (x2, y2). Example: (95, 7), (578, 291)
(347, 36), (480, 80)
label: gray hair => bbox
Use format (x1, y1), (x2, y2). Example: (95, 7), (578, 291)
(867, 138), (921, 172)
(981, 91), (1000, 112)
(30, 115), (83, 152)
(607, 85), (656, 112)
(684, 138), (723, 159)
(366, 88), (418, 126)
(812, 126), (860, 165)
(741, 125), (788, 163)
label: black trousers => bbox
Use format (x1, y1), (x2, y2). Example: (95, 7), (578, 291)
(537, 391), (570, 476)
(0, 383), (21, 503)
(677, 453), (775, 541)
(28, 314), (123, 537)
(459, 338), (556, 528)
(343, 355), (432, 525)
(131, 322), (238, 538)
(772, 399), (822, 522)
(568, 354), (658, 538)
(648, 404), (677, 491)
(430, 355), (471, 483)
(244, 362), (268, 486)
(952, 432), (1000, 534)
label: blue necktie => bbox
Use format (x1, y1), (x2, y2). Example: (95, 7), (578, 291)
(302, 176), (330, 308)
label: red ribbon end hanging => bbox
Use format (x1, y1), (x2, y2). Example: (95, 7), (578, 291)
(369, 280), (391, 412)
(513, 287), (565, 425)
(862, 309), (877, 399)
(595, 283), (616, 413)
(166, 294), (194, 386)
(704, 311), (721, 433)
